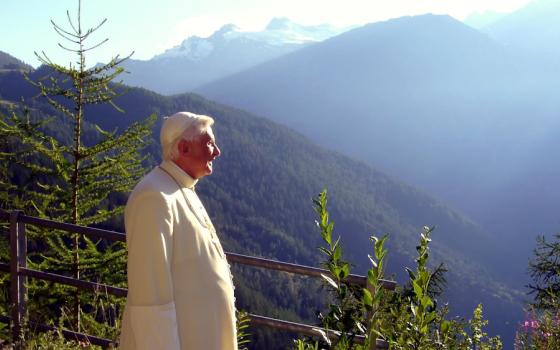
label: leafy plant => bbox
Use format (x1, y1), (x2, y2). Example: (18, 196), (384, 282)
(515, 302), (560, 349)
(528, 234), (560, 310)
(313, 189), (371, 349)
(295, 190), (502, 350)
(237, 310), (252, 350)
(293, 338), (320, 350)
(516, 234), (560, 349)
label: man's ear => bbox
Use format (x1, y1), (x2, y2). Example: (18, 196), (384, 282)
(178, 139), (190, 156)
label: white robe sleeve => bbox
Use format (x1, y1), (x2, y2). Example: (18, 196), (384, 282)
(124, 191), (180, 350)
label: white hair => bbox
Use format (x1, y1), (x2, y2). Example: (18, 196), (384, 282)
(160, 111), (215, 161)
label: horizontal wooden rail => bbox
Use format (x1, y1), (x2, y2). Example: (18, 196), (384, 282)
(251, 313), (363, 340)
(0, 211), (124, 242)
(249, 313), (388, 348)
(2, 255), (396, 293)
(21, 267), (127, 297)
(18, 214), (125, 243)
(227, 252), (396, 290)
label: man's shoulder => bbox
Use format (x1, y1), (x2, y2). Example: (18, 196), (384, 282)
(129, 167), (177, 203)
(124, 167), (177, 230)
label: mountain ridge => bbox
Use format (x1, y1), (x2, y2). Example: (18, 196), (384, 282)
(155, 17), (346, 61)
(117, 18), (348, 94)
(0, 51), (33, 71)
(481, 0), (560, 57)
(194, 12), (560, 253)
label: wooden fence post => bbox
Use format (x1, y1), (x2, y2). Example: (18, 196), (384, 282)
(10, 210), (27, 347)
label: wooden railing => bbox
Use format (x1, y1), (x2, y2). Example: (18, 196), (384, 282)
(0, 210), (396, 349)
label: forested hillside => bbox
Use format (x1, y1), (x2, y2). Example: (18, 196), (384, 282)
(0, 65), (523, 347)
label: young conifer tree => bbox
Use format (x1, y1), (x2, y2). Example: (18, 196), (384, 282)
(1, 0), (155, 337)
(528, 234), (560, 310)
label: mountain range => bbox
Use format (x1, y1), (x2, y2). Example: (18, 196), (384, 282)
(0, 55), (524, 346)
(117, 18), (348, 94)
(195, 10), (560, 283)
(0, 50), (32, 72)
(481, 0), (560, 58)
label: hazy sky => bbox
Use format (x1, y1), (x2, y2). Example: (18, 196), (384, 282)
(2, 0), (532, 67)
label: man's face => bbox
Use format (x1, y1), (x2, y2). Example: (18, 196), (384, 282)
(177, 127), (221, 179)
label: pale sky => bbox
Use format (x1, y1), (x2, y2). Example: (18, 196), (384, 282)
(2, 0), (532, 67)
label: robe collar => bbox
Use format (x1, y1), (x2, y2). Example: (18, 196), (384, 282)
(159, 160), (198, 189)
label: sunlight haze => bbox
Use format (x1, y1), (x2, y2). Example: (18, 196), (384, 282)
(2, 0), (532, 67)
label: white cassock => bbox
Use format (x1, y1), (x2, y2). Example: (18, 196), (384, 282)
(119, 160), (237, 350)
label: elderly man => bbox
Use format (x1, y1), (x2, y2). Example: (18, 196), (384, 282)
(119, 111), (237, 350)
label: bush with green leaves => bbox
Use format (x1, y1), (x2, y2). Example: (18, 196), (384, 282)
(515, 233), (560, 350)
(527, 234), (560, 311)
(514, 304), (560, 350)
(294, 189), (502, 350)
(237, 310), (251, 350)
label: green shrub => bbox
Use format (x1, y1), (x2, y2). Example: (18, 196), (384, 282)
(294, 190), (502, 350)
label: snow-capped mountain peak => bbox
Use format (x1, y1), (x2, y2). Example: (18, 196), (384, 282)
(154, 36), (214, 61)
(256, 17), (345, 45)
(154, 18), (348, 61)
(265, 17), (296, 31)
(211, 23), (242, 39)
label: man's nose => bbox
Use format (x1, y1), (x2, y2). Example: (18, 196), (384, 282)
(214, 144), (221, 157)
